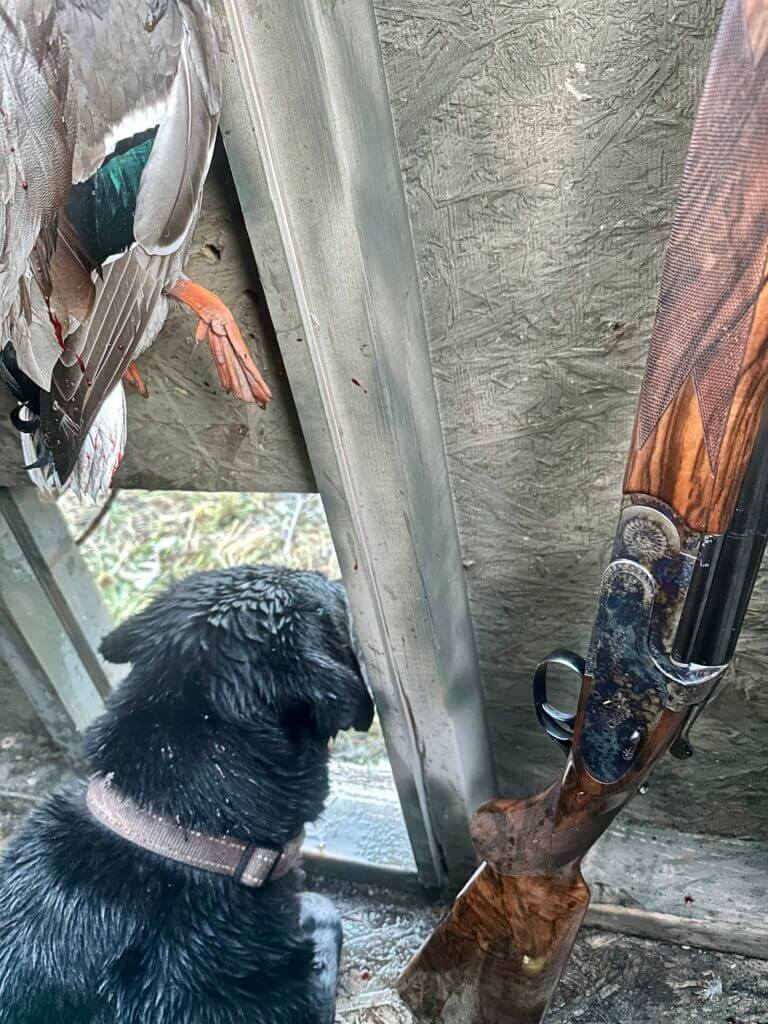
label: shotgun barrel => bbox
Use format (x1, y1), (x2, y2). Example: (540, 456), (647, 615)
(398, 2), (768, 1020)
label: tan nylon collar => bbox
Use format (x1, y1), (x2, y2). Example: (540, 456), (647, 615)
(86, 774), (303, 888)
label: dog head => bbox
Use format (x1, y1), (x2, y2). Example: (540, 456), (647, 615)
(99, 565), (374, 742)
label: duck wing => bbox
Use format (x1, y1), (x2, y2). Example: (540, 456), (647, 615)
(55, 0), (183, 185)
(40, 246), (171, 478)
(134, 0), (220, 254)
(0, 2), (78, 376)
(41, 0), (220, 481)
(58, 0), (219, 251)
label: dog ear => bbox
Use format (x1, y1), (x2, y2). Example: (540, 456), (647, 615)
(98, 594), (179, 665)
(99, 617), (143, 665)
(284, 648), (375, 741)
(98, 578), (204, 666)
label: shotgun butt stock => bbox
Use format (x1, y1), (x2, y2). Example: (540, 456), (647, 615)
(397, 862), (589, 1024)
(398, 707), (683, 1024)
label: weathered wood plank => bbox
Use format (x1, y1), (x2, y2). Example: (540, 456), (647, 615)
(0, 489), (120, 740)
(0, 613), (78, 749)
(0, 146), (315, 494)
(216, 0), (497, 887)
(374, 0), (768, 840)
(584, 822), (768, 959)
(1, 490), (118, 692)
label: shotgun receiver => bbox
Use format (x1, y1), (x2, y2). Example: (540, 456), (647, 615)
(398, 2), (768, 1021)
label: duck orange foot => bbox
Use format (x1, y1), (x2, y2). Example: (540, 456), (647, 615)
(123, 361), (149, 398)
(168, 279), (272, 407)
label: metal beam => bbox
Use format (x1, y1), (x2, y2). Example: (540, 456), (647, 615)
(215, 0), (497, 886)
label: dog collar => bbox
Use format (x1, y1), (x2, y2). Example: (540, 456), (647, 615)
(86, 774), (304, 888)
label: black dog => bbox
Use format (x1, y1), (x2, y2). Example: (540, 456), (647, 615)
(0, 566), (374, 1024)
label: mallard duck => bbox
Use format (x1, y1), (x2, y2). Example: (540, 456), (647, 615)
(0, 0), (272, 499)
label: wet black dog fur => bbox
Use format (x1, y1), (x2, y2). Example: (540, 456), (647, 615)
(0, 565), (374, 1024)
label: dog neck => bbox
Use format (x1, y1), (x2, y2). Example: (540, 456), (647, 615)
(86, 773), (305, 886)
(84, 685), (332, 846)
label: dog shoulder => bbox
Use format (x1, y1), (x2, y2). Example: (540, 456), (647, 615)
(0, 781), (137, 991)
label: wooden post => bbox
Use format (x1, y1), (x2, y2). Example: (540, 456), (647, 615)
(215, 0), (497, 886)
(0, 489), (121, 745)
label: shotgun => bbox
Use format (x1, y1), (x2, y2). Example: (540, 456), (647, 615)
(398, 2), (768, 1020)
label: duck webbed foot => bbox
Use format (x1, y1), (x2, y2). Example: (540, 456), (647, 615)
(168, 279), (272, 407)
(123, 361), (149, 398)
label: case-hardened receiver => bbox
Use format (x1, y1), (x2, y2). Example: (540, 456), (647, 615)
(534, 497), (727, 782)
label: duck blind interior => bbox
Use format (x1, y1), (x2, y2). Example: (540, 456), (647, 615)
(0, 0), (766, 928)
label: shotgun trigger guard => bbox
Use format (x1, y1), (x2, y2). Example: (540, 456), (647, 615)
(532, 648), (585, 755)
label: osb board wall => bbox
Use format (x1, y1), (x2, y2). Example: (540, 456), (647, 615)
(0, 144), (314, 495)
(374, 0), (768, 841)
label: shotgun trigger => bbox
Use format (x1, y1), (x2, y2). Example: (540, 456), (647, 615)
(670, 702), (708, 760)
(532, 648), (585, 756)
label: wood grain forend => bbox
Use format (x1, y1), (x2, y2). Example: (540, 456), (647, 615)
(625, 265), (768, 533)
(746, 0), (768, 61)
(624, 0), (768, 534)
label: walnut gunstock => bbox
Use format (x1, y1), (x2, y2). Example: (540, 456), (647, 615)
(397, 863), (589, 1024)
(399, 3), (768, 1019)
(399, 492), (731, 1021)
